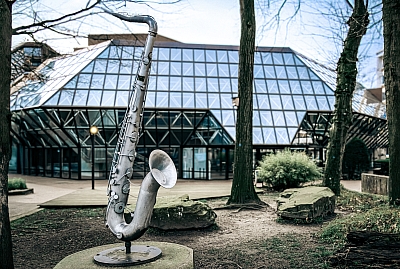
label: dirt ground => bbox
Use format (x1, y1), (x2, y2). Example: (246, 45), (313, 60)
(11, 194), (334, 269)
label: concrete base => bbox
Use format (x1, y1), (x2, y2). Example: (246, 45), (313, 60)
(54, 241), (193, 269)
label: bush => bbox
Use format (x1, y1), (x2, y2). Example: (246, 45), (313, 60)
(8, 178), (27, 190)
(257, 150), (322, 191)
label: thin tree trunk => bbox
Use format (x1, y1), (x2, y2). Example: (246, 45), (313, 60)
(383, 0), (400, 205)
(0, 0), (14, 268)
(228, 0), (261, 205)
(323, 0), (369, 196)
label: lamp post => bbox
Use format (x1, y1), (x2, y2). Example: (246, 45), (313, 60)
(89, 125), (99, 190)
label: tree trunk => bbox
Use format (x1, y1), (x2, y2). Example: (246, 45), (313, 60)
(323, 0), (369, 196)
(228, 0), (261, 205)
(0, 0), (14, 268)
(383, 0), (400, 205)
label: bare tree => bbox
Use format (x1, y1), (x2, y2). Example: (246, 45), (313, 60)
(323, 0), (369, 196)
(382, 0), (400, 205)
(228, 0), (262, 205)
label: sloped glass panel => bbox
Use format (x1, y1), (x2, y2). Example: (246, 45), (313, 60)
(283, 53), (295, 65)
(104, 75), (118, 89)
(77, 74), (91, 88)
(288, 128), (298, 142)
(285, 111), (298, 126)
(183, 62), (193, 76)
(264, 66), (276, 78)
(194, 50), (206, 62)
(254, 52), (262, 64)
(73, 90), (88, 105)
(297, 66), (310, 79)
(253, 95), (258, 108)
(170, 76), (181, 91)
(312, 81), (325, 94)
(195, 78), (206, 92)
(208, 78), (219, 92)
(222, 110), (235, 125)
(267, 80), (279, 93)
(145, 91), (156, 107)
(269, 95), (282, 109)
(294, 55), (305, 66)
(253, 128), (263, 144)
(171, 48), (181, 61)
(158, 61), (169, 75)
(117, 75), (131, 90)
(148, 76), (156, 90)
(182, 49), (193, 61)
(183, 77), (194, 91)
(273, 53), (284, 65)
(156, 92), (169, 107)
(228, 51), (239, 63)
(231, 79), (238, 92)
(254, 65), (264, 78)
(196, 93), (208, 108)
(327, 96), (335, 108)
(257, 94), (270, 109)
(220, 78), (231, 92)
(97, 47), (110, 58)
(157, 76), (169, 91)
(218, 64), (229, 77)
(297, 111), (306, 124)
(262, 52), (273, 64)
(107, 60), (120, 73)
(221, 94), (232, 108)
(309, 70), (320, 80)
(275, 66), (287, 79)
(278, 80), (290, 94)
(304, 96), (318, 110)
(253, 111), (261, 126)
(206, 50), (216, 62)
(260, 110), (273, 126)
(225, 126), (236, 140)
(263, 127), (276, 144)
(119, 60), (133, 74)
(171, 62), (181, 75)
(301, 81), (314, 94)
(183, 93), (194, 108)
(208, 94), (220, 108)
(316, 96), (330, 110)
(101, 91), (115, 106)
(217, 50), (228, 62)
(255, 79), (266, 93)
(91, 74), (105, 89)
(170, 92), (182, 107)
(282, 95), (294, 109)
(293, 95), (306, 110)
(230, 64), (238, 77)
(272, 111), (285, 126)
(94, 59), (107, 73)
(44, 92), (60, 106)
(158, 48), (170, 60)
(290, 80), (302, 94)
(207, 63), (217, 76)
(58, 90), (74, 105)
(64, 76), (78, 89)
(276, 128), (289, 143)
(286, 66), (298, 79)
(210, 110), (222, 124)
(109, 46), (122, 59)
(122, 46), (134, 59)
(81, 62), (94, 73)
(87, 90), (102, 106)
(195, 63), (205, 76)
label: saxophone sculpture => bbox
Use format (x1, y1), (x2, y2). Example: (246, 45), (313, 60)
(96, 11), (177, 265)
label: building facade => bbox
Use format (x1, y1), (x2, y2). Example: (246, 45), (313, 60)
(10, 35), (388, 180)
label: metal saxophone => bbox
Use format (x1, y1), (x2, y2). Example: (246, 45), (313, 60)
(103, 11), (177, 242)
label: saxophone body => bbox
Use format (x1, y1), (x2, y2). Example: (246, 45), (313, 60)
(103, 11), (177, 242)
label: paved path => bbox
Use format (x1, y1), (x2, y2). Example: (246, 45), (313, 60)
(8, 174), (362, 221)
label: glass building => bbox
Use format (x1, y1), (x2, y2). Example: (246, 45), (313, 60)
(9, 35), (388, 180)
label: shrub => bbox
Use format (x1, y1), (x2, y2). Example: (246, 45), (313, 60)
(257, 150), (322, 191)
(8, 178), (27, 190)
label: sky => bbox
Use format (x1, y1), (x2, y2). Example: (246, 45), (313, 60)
(11, 0), (383, 87)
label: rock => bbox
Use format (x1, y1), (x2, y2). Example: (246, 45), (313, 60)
(276, 186), (335, 220)
(150, 195), (217, 230)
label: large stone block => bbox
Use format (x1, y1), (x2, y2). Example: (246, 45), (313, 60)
(277, 186), (335, 220)
(150, 195), (217, 230)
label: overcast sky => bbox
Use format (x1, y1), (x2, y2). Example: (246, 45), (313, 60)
(11, 0), (383, 87)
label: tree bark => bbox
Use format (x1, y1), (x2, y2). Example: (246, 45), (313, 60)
(323, 0), (369, 196)
(383, 0), (400, 205)
(228, 0), (261, 205)
(0, 0), (14, 268)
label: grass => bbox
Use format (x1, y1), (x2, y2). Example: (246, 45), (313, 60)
(8, 177), (27, 190)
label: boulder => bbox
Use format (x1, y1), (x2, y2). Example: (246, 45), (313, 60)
(150, 194), (217, 230)
(276, 186), (335, 220)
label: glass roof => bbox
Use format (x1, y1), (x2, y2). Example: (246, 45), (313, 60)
(10, 39), (385, 145)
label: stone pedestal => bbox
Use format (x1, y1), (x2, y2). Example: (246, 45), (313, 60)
(54, 241), (193, 269)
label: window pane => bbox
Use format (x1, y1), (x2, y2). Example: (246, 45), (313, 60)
(77, 74), (91, 88)
(230, 64), (238, 77)
(254, 65), (264, 78)
(94, 60), (107, 73)
(262, 52), (273, 64)
(120, 60), (134, 74)
(195, 78), (206, 92)
(104, 75), (118, 89)
(170, 62), (181, 75)
(263, 127), (276, 144)
(290, 80), (302, 94)
(157, 76), (169, 91)
(253, 110), (261, 126)
(158, 62), (169, 75)
(254, 52), (262, 64)
(228, 51), (239, 63)
(170, 92), (182, 107)
(253, 127), (263, 144)
(170, 76), (181, 91)
(281, 95), (294, 109)
(283, 53), (295, 65)
(208, 94), (220, 108)
(206, 50), (216, 62)
(73, 90), (88, 105)
(101, 91), (115, 106)
(222, 110), (235, 125)
(273, 53), (284, 65)
(87, 90), (102, 106)
(286, 66), (298, 79)
(276, 128), (289, 143)
(156, 92), (169, 107)
(218, 64), (230, 77)
(316, 96), (330, 110)
(217, 50), (228, 62)
(301, 81), (314, 94)
(206, 63), (218, 76)
(293, 95), (306, 110)
(118, 75), (131, 90)
(182, 49), (193, 61)
(272, 111), (285, 126)
(158, 48), (170, 60)
(264, 66), (276, 78)
(91, 74), (105, 89)
(260, 110), (273, 126)
(257, 94), (270, 109)
(196, 93), (208, 108)
(194, 49), (205, 61)
(145, 91), (155, 107)
(195, 63), (206, 76)
(312, 81), (325, 94)
(183, 62), (193, 76)
(59, 90), (73, 105)
(278, 80), (290, 93)
(183, 93), (194, 108)
(267, 80), (279, 93)
(297, 66), (310, 79)
(221, 94), (232, 108)
(269, 95), (282, 109)
(170, 48), (181, 61)
(255, 79), (267, 93)
(285, 111), (298, 126)
(220, 78), (231, 92)
(207, 78), (219, 92)
(304, 96), (318, 110)
(107, 60), (120, 73)
(183, 77), (194, 91)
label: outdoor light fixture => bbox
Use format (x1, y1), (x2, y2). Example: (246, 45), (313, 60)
(90, 125), (98, 189)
